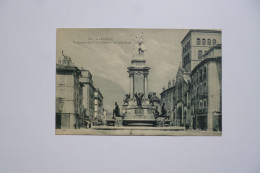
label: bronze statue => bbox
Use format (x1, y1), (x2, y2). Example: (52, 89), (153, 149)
(123, 94), (130, 105)
(135, 92), (144, 106)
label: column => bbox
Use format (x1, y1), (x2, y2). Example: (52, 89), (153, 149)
(144, 73), (148, 99)
(129, 73), (134, 99)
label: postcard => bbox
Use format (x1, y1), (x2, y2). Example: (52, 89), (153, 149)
(56, 28), (222, 136)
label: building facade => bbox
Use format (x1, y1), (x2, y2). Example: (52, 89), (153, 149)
(160, 80), (175, 122)
(160, 30), (222, 131)
(79, 68), (95, 125)
(56, 53), (82, 129)
(181, 30), (221, 72)
(172, 67), (191, 128)
(56, 52), (105, 129)
(94, 88), (104, 123)
(190, 44), (222, 131)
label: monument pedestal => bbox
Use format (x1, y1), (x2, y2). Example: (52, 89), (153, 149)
(122, 54), (156, 126)
(122, 105), (156, 126)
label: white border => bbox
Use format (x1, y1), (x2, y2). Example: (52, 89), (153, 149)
(0, 0), (260, 173)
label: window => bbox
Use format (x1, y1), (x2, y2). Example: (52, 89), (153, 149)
(207, 39), (211, 45)
(196, 38), (201, 45)
(199, 100), (203, 109)
(213, 39), (216, 45)
(200, 69), (202, 82)
(204, 100), (207, 108)
(202, 38), (206, 45)
(203, 66), (207, 79)
(198, 50), (202, 59)
(59, 76), (65, 85)
(197, 72), (199, 84)
(59, 88), (65, 97)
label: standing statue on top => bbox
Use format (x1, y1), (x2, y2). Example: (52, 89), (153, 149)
(131, 32), (146, 56)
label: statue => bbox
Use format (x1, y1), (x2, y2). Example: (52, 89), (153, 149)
(148, 92), (160, 106)
(113, 102), (120, 118)
(135, 92), (144, 106)
(123, 94), (130, 105)
(153, 106), (159, 119)
(131, 32), (146, 56)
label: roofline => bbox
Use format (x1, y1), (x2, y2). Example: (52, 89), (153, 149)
(202, 44), (222, 57)
(95, 89), (103, 99)
(56, 64), (82, 75)
(190, 56), (222, 76)
(181, 29), (222, 44)
(160, 86), (175, 96)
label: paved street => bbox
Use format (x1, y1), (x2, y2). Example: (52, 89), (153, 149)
(56, 128), (222, 136)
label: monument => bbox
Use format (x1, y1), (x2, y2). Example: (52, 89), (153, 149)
(122, 33), (157, 126)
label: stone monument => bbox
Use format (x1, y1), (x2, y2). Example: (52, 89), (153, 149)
(122, 33), (157, 126)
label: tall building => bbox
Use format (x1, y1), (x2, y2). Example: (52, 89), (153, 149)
(190, 44), (222, 131)
(79, 68), (95, 124)
(56, 52), (82, 129)
(173, 66), (190, 127)
(161, 30), (222, 131)
(181, 30), (221, 72)
(94, 88), (104, 122)
(56, 51), (105, 128)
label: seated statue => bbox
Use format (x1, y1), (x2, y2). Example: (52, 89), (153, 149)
(123, 94), (130, 105)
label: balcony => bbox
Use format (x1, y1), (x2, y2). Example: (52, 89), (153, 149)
(195, 108), (208, 114)
(199, 92), (208, 99)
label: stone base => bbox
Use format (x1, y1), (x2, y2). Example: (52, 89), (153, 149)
(122, 104), (156, 126)
(115, 117), (123, 127)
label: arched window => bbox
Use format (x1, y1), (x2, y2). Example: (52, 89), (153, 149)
(198, 50), (202, 59)
(202, 38), (206, 45)
(196, 38), (201, 45)
(207, 39), (211, 45)
(213, 39), (216, 45)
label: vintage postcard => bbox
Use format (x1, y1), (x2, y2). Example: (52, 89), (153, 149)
(56, 28), (222, 136)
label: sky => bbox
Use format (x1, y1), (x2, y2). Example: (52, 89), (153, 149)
(56, 28), (189, 111)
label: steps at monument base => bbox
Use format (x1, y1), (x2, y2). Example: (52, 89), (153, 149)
(123, 119), (156, 126)
(92, 126), (185, 131)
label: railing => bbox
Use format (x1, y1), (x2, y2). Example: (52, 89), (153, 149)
(195, 108), (208, 114)
(199, 92), (208, 99)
